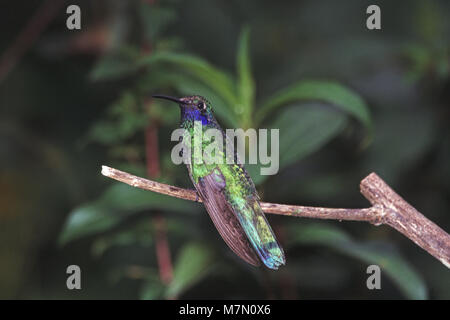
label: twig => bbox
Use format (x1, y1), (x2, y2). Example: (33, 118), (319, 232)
(101, 165), (450, 269)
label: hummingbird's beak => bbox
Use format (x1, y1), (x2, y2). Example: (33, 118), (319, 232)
(152, 94), (184, 104)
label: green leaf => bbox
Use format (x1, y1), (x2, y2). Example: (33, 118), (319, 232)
(87, 120), (123, 145)
(138, 4), (176, 42)
(247, 104), (347, 185)
(402, 44), (432, 82)
(274, 104), (347, 168)
(59, 183), (199, 245)
(87, 92), (149, 145)
(90, 47), (140, 81)
(256, 80), (371, 133)
(363, 109), (435, 182)
(288, 223), (428, 300)
(88, 115), (148, 146)
(138, 52), (238, 107)
(91, 222), (154, 258)
(140, 274), (165, 300)
(236, 27), (255, 126)
(165, 242), (215, 299)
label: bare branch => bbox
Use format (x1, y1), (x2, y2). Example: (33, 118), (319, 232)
(101, 165), (450, 268)
(360, 173), (450, 268)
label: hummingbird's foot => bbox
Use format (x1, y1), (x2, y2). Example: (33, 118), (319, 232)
(194, 190), (200, 202)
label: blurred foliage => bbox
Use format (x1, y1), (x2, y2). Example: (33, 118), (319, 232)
(59, 183), (199, 245)
(1, 0), (449, 299)
(288, 223), (427, 299)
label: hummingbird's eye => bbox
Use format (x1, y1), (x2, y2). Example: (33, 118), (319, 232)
(197, 102), (205, 110)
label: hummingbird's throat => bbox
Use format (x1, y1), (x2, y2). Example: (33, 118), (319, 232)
(172, 120), (280, 177)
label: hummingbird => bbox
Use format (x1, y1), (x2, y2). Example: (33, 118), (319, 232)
(153, 94), (285, 270)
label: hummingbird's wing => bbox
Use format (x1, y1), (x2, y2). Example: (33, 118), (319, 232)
(233, 194), (286, 270)
(196, 171), (261, 267)
(226, 164), (286, 270)
(196, 167), (285, 270)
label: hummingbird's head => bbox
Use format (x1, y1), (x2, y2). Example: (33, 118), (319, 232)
(152, 94), (215, 125)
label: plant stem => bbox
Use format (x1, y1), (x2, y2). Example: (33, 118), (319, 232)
(145, 114), (173, 285)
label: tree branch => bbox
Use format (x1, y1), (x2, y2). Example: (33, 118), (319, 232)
(101, 165), (450, 269)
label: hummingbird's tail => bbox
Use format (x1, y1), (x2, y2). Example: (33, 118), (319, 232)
(236, 198), (286, 270)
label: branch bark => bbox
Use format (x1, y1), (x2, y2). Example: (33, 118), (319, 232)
(101, 165), (450, 269)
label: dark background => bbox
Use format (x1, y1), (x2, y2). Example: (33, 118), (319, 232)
(0, 0), (449, 299)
